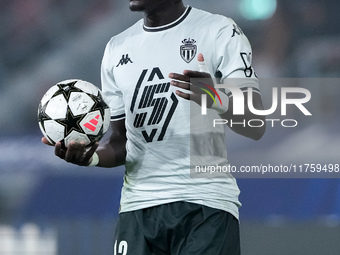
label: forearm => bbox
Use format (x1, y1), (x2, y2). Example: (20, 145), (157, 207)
(92, 119), (127, 168)
(221, 92), (266, 140)
(96, 136), (126, 168)
(223, 111), (265, 140)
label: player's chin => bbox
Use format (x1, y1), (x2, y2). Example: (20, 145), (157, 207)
(129, 0), (146, 12)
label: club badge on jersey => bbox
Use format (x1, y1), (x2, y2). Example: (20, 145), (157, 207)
(180, 38), (197, 63)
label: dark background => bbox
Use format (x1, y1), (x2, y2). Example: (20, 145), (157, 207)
(0, 0), (339, 254)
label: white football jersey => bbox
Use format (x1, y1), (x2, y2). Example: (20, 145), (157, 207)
(101, 6), (258, 219)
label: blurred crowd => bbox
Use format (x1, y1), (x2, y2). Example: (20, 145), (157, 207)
(247, 0), (340, 77)
(0, 0), (339, 81)
(0, 0), (113, 78)
(0, 0), (339, 134)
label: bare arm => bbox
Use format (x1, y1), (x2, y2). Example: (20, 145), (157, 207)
(96, 119), (127, 168)
(220, 91), (266, 140)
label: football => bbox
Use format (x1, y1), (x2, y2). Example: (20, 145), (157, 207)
(38, 79), (110, 148)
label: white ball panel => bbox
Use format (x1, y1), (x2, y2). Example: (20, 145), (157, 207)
(80, 110), (103, 136)
(45, 94), (68, 119)
(68, 92), (95, 116)
(44, 120), (65, 143)
(58, 79), (78, 85)
(103, 108), (111, 133)
(39, 122), (54, 144)
(74, 80), (99, 96)
(41, 85), (59, 106)
(64, 131), (91, 147)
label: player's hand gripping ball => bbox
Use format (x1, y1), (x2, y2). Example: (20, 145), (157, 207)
(38, 79), (110, 148)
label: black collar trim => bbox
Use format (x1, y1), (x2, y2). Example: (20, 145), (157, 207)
(143, 6), (192, 32)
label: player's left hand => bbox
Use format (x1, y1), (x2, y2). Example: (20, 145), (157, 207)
(169, 53), (214, 106)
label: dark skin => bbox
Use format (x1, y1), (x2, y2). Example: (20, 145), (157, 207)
(129, 0), (185, 27)
(42, 0), (265, 166)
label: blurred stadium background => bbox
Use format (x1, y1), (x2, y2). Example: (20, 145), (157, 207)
(0, 0), (340, 254)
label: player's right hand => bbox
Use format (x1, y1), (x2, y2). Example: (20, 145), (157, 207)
(41, 137), (53, 146)
(41, 137), (98, 166)
(56, 141), (99, 166)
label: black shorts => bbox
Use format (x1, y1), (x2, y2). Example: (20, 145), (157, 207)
(113, 202), (240, 255)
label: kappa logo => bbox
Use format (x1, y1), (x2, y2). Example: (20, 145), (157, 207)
(180, 38), (197, 63)
(116, 54), (133, 67)
(83, 114), (100, 132)
(231, 24), (244, 37)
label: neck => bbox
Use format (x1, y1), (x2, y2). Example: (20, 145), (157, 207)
(144, 2), (186, 27)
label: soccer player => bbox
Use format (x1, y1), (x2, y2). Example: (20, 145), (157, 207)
(43, 0), (265, 254)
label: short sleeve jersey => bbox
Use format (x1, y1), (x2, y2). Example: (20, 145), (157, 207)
(101, 6), (258, 219)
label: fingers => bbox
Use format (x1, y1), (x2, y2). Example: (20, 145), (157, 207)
(170, 79), (191, 91)
(65, 142), (86, 163)
(183, 70), (210, 78)
(54, 141), (98, 166)
(170, 79), (200, 100)
(41, 137), (53, 146)
(83, 142), (99, 165)
(169, 70), (210, 82)
(64, 142), (85, 162)
(169, 71), (208, 96)
(197, 53), (210, 73)
(169, 73), (207, 102)
(169, 72), (190, 83)
(169, 73), (195, 101)
(197, 53), (204, 62)
(55, 142), (66, 159)
(174, 89), (191, 100)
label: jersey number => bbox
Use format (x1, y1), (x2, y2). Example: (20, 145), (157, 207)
(240, 52), (253, 78)
(130, 67), (178, 143)
(114, 240), (128, 255)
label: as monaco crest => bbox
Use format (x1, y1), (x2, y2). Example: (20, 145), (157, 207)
(180, 38), (197, 63)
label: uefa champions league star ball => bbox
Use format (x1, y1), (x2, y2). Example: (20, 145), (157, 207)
(38, 79), (111, 148)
